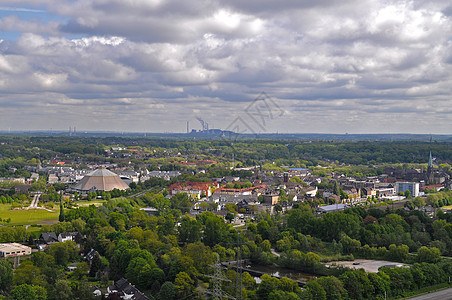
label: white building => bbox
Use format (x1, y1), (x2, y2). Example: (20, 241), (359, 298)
(395, 182), (420, 197)
(0, 243), (31, 258)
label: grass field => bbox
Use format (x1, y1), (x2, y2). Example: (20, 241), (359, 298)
(442, 205), (452, 209)
(75, 199), (106, 207)
(0, 204), (59, 225)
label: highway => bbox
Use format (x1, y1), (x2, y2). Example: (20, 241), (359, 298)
(408, 287), (452, 300)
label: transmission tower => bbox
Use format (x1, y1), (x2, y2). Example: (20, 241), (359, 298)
(205, 254), (235, 300)
(227, 233), (253, 300)
(235, 237), (243, 300)
(234, 234), (254, 300)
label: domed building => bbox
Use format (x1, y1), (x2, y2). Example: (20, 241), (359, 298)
(71, 169), (129, 193)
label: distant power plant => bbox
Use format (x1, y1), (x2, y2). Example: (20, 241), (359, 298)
(196, 117), (209, 131)
(185, 118), (233, 137)
(68, 126), (77, 136)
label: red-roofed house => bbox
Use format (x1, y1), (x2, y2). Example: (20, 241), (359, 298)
(168, 181), (218, 199)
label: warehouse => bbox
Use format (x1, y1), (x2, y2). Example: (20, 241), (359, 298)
(0, 243), (32, 258)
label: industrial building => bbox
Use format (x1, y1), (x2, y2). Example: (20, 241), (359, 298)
(0, 243), (31, 258)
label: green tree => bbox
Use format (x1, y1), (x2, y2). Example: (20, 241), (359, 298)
(225, 203), (238, 213)
(178, 216), (201, 243)
(0, 259), (12, 292)
(322, 213), (361, 241)
(175, 271), (194, 298)
(412, 197), (426, 209)
(13, 261), (42, 286)
(170, 193), (192, 213)
(289, 176), (302, 183)
(334, 181), (340, 196)
(150, 194), (171, 214)
(304, 281), (327, 300)
(257, 274), (280, 300)
(73, 280), (94, 300)
(279, 189), (287, 203)
(388, 244), (409, 262)
(417, 246), (441, 263)
(339, 234), (361, 254)
(59, 198), (65, 222)
(287, 210), (318, 235)
(72, 262), (89, 280)
(54, 279), (72, 300)
(47, 241), (79, 266)
(316, 276), (346, 300)
(405, 189), (411, 199)
(159, 281), (176, 300)
(89, 252), (103, 278)
(202, 213), (228, 247)
(108, 211), (128, 231)
(339, 269), (373, 299)
(10, 284), (37, 300)
(368, 272), (390, 299)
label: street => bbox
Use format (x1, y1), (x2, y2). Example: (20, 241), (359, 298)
(408, 287), (452, 300)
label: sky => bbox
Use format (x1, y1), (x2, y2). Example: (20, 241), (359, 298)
(0, 0), (451, 134)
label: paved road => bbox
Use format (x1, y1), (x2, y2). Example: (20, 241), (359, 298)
(408, 287), (452, 300)
(27, 193), (42, 209)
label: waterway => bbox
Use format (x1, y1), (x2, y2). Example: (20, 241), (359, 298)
(246, 263), (318, 283)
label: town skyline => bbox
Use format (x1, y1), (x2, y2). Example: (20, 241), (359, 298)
(1, 0), (452, 134)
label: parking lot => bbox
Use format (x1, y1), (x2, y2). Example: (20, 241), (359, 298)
(325, 259), (407, 273)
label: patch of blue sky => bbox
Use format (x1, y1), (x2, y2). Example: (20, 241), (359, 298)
(0, 6), (71, 41)
(0, 6), (67, 21)
(0, 31), (20, 41)
(0, 6), (46, 18)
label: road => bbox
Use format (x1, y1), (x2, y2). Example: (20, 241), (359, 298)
(408, 287), (452, 300)
(28, 193), (41, 209)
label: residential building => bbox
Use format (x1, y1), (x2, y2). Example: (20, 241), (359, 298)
(395, 182), (420, 197)
(58, 232), (81, 243)
(168, 181), (217, 199)
(35, 232), (59, 250)
(262, 194), (279, 205)
(106, 278), (151, 300)
(375, 187), (396, 197)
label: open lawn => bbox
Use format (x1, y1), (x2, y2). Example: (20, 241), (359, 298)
(0, 204), (59, 225)
(441, 205), (452, 209)
(75, 199), (106, 207)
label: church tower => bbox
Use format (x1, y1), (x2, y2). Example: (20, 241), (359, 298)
(426, 152), (434, 184)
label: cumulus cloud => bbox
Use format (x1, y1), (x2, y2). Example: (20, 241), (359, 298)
(0, 0), (451, 133)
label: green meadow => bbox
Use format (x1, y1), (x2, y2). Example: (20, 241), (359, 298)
(75, 199), (106, 207)
(0, 204), (59, 225)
